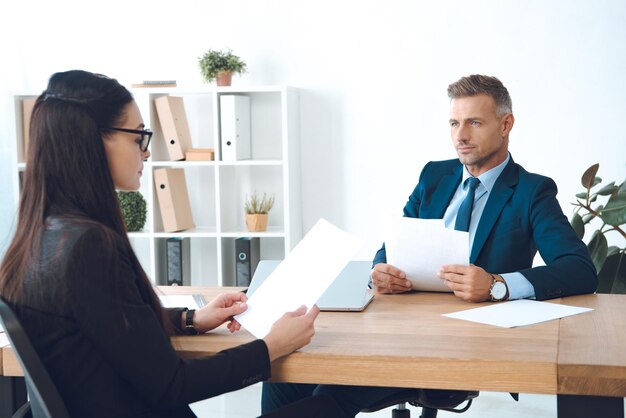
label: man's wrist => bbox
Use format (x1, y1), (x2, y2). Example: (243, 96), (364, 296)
(489, 274), (509, 301)
(495, 274), (510, 300)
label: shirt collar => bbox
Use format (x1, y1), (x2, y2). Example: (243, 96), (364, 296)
(461, 152), (510, 193)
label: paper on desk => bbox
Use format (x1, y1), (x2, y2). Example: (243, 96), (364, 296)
(0, 332), (9, 347)
(385, 217), (468, 292)
(443, 299), (593, 328)
(235, 218), (363, 338)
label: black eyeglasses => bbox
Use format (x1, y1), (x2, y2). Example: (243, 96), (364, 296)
(106, 127), (153, 152)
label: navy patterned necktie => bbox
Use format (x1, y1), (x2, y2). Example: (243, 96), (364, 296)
(454, 177), (481, 232)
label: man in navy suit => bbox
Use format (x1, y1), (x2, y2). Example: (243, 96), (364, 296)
(372, 74), (597, 301)
(262, 75), (597, 417)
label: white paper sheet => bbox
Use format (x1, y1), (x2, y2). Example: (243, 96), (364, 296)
(0, 332), (8, 346)
(158, 294), (206, 309)
(385, 217), (468, 292)
(235, 218), (363, 338)
(443, 299), (593, 328)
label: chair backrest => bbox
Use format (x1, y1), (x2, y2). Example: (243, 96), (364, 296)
(0, 298), (71, 418)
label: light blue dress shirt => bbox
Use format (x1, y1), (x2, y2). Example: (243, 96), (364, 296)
(442, 153), (536, 300)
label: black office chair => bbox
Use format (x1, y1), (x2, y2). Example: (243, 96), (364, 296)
(0, 298), (71, 418)
(361, 388), (479, 418)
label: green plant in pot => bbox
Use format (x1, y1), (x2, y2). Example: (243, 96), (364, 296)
(570, 163), (626, 293)
(244, 191), (275, 232)
(198, 48), (247, 86)
(117, 191), (147, 232)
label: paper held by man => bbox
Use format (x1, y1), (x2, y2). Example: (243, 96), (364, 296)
(385, 217), (469, 292)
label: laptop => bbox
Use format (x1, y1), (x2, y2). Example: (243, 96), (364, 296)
(247, 260), (375, 312)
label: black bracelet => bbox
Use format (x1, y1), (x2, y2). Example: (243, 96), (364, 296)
(185, 309), (198, 335)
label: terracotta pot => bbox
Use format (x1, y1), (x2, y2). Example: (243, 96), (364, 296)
(246, 214), (268, 232)
(215, 71), (233, 86)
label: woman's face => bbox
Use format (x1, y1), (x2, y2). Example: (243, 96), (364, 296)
(103, 101), (150, 191)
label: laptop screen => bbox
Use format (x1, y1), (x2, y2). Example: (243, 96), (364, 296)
(248, 260), (374, 311)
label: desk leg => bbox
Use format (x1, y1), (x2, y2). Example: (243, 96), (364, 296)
(558, 394), (624, 418)
(0, 376), (27, 418)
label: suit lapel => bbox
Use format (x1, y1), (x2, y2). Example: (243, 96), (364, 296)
(470, 159), (519, 263)
(429, 164), (463, 218)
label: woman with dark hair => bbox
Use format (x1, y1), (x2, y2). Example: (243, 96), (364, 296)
(0, 70), (340, 418)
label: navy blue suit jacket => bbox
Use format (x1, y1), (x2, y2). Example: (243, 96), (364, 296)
(373, 157), (597, 300)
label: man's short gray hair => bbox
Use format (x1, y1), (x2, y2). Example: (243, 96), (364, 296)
(447, 74), (512, 116)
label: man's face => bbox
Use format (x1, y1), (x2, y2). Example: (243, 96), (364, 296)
(449, 94), (514, 176)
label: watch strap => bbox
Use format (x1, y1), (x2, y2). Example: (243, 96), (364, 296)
(185, 309), (198, 335)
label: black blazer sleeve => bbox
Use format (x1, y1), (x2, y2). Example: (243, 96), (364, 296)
(66, 227), (271, 408)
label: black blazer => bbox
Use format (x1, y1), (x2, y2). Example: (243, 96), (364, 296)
(15, 216), (270, 418)
(374, 157), (597, 300)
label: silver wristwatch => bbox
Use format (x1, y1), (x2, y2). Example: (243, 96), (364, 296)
(489, 275), (509, 301)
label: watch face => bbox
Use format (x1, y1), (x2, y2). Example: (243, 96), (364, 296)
(491, 281), (507, 300)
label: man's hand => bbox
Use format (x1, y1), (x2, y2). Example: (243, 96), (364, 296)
(371, 263), (412, 294)
(438, 264), (492, 302)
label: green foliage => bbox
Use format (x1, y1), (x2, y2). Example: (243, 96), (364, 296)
(198, 48), (247, 83)
(571, 163), (626, 294)
(117, 191), (147, 232)
(244, 191), (275, 214)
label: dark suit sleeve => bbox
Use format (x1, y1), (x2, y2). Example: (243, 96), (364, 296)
(372, 162), (431, 266)
(67, 228), (271, 408)
(518, 177), (597, 299)
(166, 308), (186, 335)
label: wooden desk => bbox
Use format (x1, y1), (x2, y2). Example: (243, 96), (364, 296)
(168, 287), (560, 394)
(0, 332), (26, 418)
(0, 334), (19, 377)
(3, 288), (625, 418)
(166, 287), (626, 417)
(556, 294), (626, 417)
(0, 333), (8, 373)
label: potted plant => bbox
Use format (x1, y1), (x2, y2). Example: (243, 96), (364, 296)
(198, 48), (247, 86)
(244, 191), (275, 232)
(117, 191), (148, 232)
(570, 163), (626, 293)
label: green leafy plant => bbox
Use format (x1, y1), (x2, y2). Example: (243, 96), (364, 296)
(244, 191), (275, 214)
(570, 163), (626, 293)
(198, 48), (247, 83)
(117, 191), (147, 232)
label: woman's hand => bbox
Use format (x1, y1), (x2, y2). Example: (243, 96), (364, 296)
(262, 305), (320, 362)
(192, 292), (248, 333)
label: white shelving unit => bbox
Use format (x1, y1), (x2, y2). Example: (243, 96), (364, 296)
(10, 86), (302, 286)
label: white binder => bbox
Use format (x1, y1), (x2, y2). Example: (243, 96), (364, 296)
(220, 95), (251, 161)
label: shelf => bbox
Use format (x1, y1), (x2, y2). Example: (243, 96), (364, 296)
(127, 231), (153, 239)
(153, 226), (218, 238)
(218, 160), (283, 167)
(10, 86), (301, 286)
(220, 226), (286, 238)
(148, 160), (284, 167)
(215, 86), (289, 94)
(150, 160), (217, 168)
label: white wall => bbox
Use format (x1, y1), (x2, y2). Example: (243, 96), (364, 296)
(1, 0), (625, 258)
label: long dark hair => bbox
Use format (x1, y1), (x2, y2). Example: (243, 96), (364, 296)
(0, 70), (166, 329)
